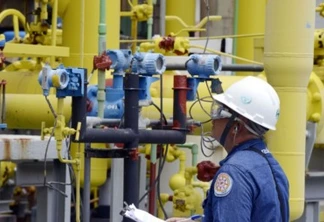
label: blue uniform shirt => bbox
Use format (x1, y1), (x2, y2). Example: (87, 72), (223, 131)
(203, 139), (289, 222)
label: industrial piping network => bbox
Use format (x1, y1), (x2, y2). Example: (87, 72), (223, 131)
(35, 46), (264, 222)
(0, 0), (324, 222)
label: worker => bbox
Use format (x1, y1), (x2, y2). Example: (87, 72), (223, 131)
(167, 76), (289, 222)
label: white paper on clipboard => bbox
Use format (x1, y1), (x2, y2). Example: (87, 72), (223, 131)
(123, 204), (166, 222)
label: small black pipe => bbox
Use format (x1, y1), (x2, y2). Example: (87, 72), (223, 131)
(81, 128), (136, 143)
(83, 143), (91, 222)
(76, 128), (186, 144)
(166, 64), (264, 72)
(123, 73), (140, 222)
(221, 64), (264, 72)
(138, 130), (186, 144)
(123, 73), (139, 146)
(71, 69), (88, 141)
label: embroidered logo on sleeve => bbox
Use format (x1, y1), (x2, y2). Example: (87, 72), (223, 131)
(214, 173), (233, 197)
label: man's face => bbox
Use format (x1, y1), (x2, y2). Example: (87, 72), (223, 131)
(211, 118), (230, 141)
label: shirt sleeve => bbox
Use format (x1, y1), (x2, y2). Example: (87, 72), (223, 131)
(203, 164), (254, 222)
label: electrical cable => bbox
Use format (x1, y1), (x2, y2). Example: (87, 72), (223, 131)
(65, 127), (77, 209)
(157, 145), (169, 219)
(151, 102), (168, 126)
(156, 72), (169, 219)
(138, 144), (169, 204)
(87, 69), (95, 83)
(199, 124), (216, 157)
(188, 94), (213, 124)
(196, 91), (212, 117)
(118, 113), (125, 128)
(187, 81), (220, 157)
(43, 96), (57, 187)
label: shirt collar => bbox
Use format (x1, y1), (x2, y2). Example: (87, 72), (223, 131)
(219, 138), (266, 166)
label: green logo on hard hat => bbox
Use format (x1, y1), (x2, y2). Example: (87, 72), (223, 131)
(276, 109), (280, 119)
(241, 96), (252, 104)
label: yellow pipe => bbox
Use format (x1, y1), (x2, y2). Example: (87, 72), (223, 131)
(264, 0), (315, 220)
(165, 16), (191, 29)
(61, 0), (120, 83)
(131, 0), (138, 53)
(236, 0), (266, 69)
(5, 94), (71, 129)
(13, 16), (19, 41)
(184, 167), (197, 185)
(40, 0), (49, 21)
(52, 0), (70, 16)
(165, 15), (221, 29)
(120, 11), (133, 17)
(169, 147), (186, 174)
(165, 0), (195, 37)
(0, 9), (29, 33)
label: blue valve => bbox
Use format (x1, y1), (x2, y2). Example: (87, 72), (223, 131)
(38, 64), (85, 97)
(106, 49), (133, 75)
(186, 54), (222, 78)
(186, 54), (222, 101)
(131, 52), (166, 75)
(87, 85), (124, 119)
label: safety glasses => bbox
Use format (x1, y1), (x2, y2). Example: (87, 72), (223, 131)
(211, 101), (261, 136)
(210, 101), (232, 120)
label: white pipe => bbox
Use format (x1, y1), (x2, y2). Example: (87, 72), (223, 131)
(160, 0), (166, 36)
(195, 0), (201, 37)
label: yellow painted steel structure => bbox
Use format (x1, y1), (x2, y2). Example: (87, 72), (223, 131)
(165, 0), (196, 37)
(264, 0), (315, 220)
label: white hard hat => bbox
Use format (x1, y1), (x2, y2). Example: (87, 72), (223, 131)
(213, 76), (280, 130)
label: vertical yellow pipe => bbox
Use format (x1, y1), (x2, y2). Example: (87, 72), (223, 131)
(264, 0), (315, 220)
(61, 0), (120, 189)
(165, 0), (195, 37)
(236, 0), (265, 68)
(131, 0), (138, 53)
(61, 0), (120, 83)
